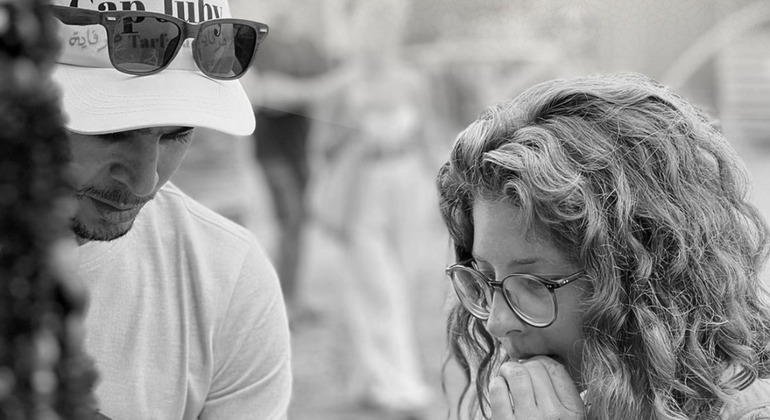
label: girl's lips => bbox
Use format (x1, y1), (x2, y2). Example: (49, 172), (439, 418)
(500, 343), (526, 360)
(500, 343), (562, 364)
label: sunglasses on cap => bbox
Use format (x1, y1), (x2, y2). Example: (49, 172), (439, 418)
(50, 5), (268, 80)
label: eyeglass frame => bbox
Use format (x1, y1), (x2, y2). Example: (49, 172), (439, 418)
(445, 259), (586, 328)
(49, 5), (269, 80)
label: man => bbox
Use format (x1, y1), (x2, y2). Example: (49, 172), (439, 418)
(50, 0), (291, 418)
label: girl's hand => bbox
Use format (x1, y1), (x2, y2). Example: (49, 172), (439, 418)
(490, 356), (585, 419)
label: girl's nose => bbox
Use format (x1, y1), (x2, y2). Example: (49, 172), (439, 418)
(485, 290), (526, 337)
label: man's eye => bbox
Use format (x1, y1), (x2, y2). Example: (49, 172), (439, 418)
(165, 130), (194, 144)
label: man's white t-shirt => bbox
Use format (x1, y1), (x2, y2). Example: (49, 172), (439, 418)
(75, 183), (291, 419)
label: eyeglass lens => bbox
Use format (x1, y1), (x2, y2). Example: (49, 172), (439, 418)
(450, 268), (555, 323)
(195, 22), (257, 78)
(504, 275), (553, 321)
(112, 16), (182, 74)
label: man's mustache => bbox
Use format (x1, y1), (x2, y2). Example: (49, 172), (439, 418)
(74, 186), (153, 207)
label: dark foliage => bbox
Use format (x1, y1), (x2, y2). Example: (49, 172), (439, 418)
(0, 1), (96, 418)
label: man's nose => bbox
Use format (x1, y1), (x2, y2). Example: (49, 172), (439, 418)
(108, 137), (160, 197)
(485, 290), (526, 337)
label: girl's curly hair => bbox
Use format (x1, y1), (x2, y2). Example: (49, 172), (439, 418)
(437, 72), (770, 419)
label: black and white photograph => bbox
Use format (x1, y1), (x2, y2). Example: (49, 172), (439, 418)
(2, 0), (769, 419)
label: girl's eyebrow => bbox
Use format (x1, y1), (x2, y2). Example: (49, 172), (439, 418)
(471, 254), (540, 266)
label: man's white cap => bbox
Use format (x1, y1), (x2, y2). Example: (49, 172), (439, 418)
(51, 0), (256, 136)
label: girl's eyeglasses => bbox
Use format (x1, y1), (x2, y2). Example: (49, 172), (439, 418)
(445, 259), (585, 328)
(50, 5), (268, 80)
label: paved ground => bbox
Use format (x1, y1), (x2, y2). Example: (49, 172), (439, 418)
(285, 222), (464, 420)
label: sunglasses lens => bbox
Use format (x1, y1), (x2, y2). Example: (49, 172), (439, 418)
(195, 22), (258, 79)
(111, 16), (181, 74)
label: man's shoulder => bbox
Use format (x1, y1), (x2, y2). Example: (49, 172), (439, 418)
(138, 183), (277, 291)
(139, 182), (274, 273)
(152, 183), (257, 245)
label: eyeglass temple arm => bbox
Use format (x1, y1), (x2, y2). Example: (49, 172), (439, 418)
(49, 5), (100, 25)
(445, 258), (474, 273)
(544, 271), (586, 289)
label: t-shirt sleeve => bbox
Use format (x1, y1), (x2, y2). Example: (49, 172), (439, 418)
(200, 240), (292, 419)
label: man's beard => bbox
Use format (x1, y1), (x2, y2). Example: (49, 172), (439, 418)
(70, 217), (133, 242)
(71, 186), (153, 242)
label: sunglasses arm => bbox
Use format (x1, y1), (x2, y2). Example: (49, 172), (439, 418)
(50, 5), (100, 26)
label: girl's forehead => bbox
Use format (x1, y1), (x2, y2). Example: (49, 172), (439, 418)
(471, 200), (570, 270)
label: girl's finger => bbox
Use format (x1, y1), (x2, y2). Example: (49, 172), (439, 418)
(527, 356), (585, 414)
(499, 361), (537, 415)
(489, 376), (516, 420)
(520, 358), (561, 408)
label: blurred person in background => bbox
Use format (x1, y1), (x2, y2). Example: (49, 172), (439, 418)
(231, 0), (356, 317)
(308, 1), (449, 418)
(437, 72), (770, 419)
(49, 0), (291, 418)
(250, 7), (331, 317)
